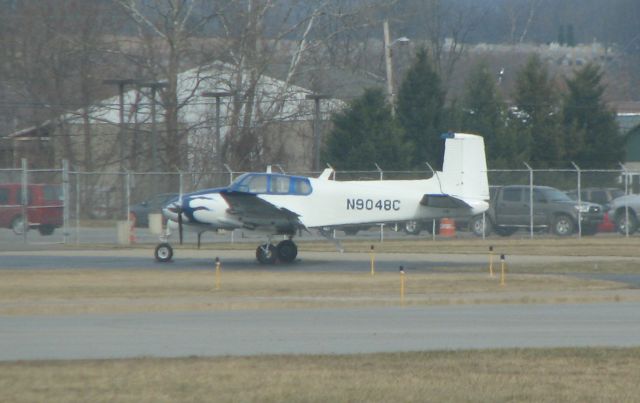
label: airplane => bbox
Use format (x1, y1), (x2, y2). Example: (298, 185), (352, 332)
(154, 132), (490, 264)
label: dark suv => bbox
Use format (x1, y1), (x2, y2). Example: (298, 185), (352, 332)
(469, 185), (604, 237)
(0, 183), (63, 235)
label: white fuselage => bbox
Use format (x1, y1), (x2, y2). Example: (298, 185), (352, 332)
(261, 177), (486, 228)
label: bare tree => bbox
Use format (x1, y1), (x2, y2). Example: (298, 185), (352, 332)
(505, 0), (545, 44)
(398, 0), (483, 86)
(1, 0), (122, 170)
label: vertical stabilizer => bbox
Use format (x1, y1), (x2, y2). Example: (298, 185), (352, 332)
(438, 132), (489, 201)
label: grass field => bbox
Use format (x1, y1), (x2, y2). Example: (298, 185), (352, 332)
(0, 265), (634, 315)
(1, 348), (639, 403)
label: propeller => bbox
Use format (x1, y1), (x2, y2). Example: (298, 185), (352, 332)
(177, 205), (184, 244)
(167, 195), (184, 245)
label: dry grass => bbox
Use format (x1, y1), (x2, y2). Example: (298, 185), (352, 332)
(0, 267), (632, 315)
(1, 348), (639, 403)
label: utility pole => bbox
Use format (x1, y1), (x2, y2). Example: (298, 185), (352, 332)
(103, 78), (139, 216)
(305, 93), (329, 171)
(102, 79), (139, 171)
(383, 20), (409, 115)
(138, 82), (168, 172)
(202, 91), (233, 174)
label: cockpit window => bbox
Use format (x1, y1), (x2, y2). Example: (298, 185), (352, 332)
(245, 175), (267, 193)
(230, 173), (312, 195)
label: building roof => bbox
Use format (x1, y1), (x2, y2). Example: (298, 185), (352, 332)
(66, 61), (344, 128)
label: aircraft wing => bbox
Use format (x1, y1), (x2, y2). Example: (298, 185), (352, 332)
(420, 194), (475, 209)
(220, 191), (303, 233)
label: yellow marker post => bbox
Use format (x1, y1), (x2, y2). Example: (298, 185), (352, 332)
(499, 254), (506, 286)
(215, 257), (221, 290)
(370, 245), (375, 276)
(399, 266), (405, 306)
(488, 245), (495, 278)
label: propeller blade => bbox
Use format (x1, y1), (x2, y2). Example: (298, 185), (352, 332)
(178, 207), (184, 244)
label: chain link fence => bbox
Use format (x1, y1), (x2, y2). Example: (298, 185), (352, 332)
(2, 159), (640, 246)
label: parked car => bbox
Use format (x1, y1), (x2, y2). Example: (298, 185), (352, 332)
(129, 193), (178, 227)
(0, 183), (63, 235)
(566, 187), (625, 209)
(566, 187), (625, 232)
(468, 185), (604, 237)
(608, 194), (640, 235)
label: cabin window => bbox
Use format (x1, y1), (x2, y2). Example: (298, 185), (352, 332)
(270, 176), (290, 194)
(293, 178), (312, 195)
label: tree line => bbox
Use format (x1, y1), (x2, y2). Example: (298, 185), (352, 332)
(323, 50), (624, 171)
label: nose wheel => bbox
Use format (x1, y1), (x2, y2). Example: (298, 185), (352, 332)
(155, 243), (174, 262)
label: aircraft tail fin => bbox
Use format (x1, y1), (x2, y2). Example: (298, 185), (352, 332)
(438, 132), (489, 201)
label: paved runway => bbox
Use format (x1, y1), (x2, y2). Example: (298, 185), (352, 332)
(2, 302), (640, 361)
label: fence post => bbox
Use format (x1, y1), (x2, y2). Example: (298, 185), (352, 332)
(21, 158), (28, 244)
(224, 164), (233, 185)
(571, 162), (582, 238)
(62, 159), (69, 244)
(523, 162), (533, 239)
(126, 171), (131, 225)
(619, 162), (630, 237)
(75, 172), (80, 245)
(375, 163), (383, 180)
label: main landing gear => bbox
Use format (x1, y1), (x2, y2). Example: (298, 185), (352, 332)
(256, 239), (298, 264)
(154, 239), (298, 264)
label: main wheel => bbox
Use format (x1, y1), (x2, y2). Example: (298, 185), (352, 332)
(11, 215), (26, 235)
(404, 220), (421, 235)
(552, 214), (575, 236)
(276, 240), (298, 263)
(256, 243), (277, 264)
(469, 215), (492, 237)
(154, 243), (173, 262)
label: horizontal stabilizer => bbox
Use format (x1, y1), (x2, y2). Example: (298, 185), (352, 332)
(420, 194), (473, 209)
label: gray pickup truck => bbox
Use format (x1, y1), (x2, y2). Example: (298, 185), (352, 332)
(468, 185), (604, 236)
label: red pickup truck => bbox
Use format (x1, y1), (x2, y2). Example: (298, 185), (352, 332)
(0, 183), (63, 235)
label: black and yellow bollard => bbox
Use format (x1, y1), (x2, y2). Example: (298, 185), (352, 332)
(370, 245), (375, 276)
(215, 256), (221, 290)
(499, 254), (506, 286)
(488, 245), (495, 278)
(399, 265), (405, 306)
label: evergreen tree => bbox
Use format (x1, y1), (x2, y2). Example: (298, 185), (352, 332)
(322, 88), (411, 170)
(395, 48), (445, 168)
(513, 54), (563, 167)
(460, 61), (514, 167)
(562, 63), (624, 168)
(558, 25), (565, 45)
